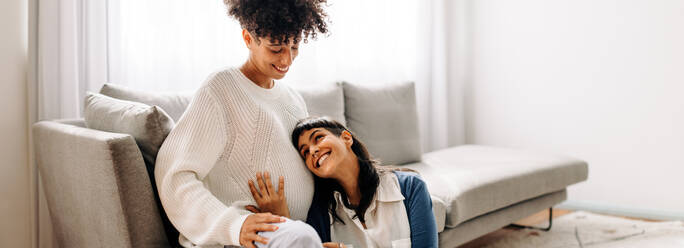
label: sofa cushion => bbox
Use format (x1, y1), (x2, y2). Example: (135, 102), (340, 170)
(431, 192), (447, 233)
(404, 145), (588, 228)
(84, 92), (175, 167)
(100, 83), (193, 122)
(293, 82), (346, 126)
(342, 81), (422, 165)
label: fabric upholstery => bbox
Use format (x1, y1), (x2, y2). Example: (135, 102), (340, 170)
(292, 82), (346, 126)
(100, 83), (193, 122)
(53, 118), (86, 127)
(404, 145), (588, 228)
(342, 81), (422, 165)
(431, 193), (447, 232)
(33, 120), (168, 247)
(438, 190), (567, 247)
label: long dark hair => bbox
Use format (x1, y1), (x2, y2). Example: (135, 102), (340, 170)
(291, 116), (382, 224)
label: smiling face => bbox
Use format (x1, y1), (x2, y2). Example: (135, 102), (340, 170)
(243, 30), (300, 81)
(297, 128), (355, 179)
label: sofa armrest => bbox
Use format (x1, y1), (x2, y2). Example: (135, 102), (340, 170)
(33, 120), (169, 247)
(53, 118), (86, 127)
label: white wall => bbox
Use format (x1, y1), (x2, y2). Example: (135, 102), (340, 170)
(0, 0), (31, 246)
(464, 0), (684, 219)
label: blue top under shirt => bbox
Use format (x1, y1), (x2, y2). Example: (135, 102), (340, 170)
(306, 171), (439, 248)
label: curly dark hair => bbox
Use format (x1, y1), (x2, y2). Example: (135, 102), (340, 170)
(224, 0), (329, 44)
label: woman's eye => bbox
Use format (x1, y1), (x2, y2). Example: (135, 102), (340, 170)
(315, 135), (323, 142)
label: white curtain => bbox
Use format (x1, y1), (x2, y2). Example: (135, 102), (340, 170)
(108, 0), (418, 89)
(416, 0), (469, 151)
(37, 0), (466, 149)
(37, 0), (108, 120)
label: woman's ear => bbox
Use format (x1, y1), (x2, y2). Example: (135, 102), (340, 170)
(242, 29), (252, 48)
(341, 130), (354, 147)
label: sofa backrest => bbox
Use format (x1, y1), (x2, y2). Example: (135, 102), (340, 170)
(341, 81), (422, 165)
(101, 84), (193, 122)
(99, 81), (422, 166)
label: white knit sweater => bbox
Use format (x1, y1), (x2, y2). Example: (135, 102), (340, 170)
(155, 67), (313, 247)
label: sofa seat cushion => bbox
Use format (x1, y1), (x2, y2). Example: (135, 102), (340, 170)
(404, 145), (588, 228)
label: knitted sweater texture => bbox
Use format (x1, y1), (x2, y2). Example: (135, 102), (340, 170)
(155, 67), (313, 247)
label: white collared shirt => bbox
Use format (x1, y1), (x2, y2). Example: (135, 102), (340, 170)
(330, 172), (412, 248)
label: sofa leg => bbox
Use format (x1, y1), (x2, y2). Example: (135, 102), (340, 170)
(507, 208), (553, 231)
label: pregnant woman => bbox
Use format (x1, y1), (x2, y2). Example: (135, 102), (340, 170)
(247, 117), (439, 248)
(154, 1), (329, 247)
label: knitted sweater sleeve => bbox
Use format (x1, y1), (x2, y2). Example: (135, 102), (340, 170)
(155, 86), (248, 246)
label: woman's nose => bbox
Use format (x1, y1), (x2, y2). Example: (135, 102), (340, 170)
(310, 146), (319, 158)
(280, 49), (293, 65)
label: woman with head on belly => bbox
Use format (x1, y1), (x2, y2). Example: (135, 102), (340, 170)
(247, 117), (439, 248)
(154, 0), (329, 247)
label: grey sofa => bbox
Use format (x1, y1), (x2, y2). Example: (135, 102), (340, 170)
(33, 82), (588, 247)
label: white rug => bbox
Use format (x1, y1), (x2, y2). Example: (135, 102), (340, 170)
(482, 211), (684, 248)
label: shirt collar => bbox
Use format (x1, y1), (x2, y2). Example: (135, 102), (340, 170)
(375, 172), (405, 202)
(334, 173), (405, 202)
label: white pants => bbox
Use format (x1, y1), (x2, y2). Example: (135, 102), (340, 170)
(255, 219), (323, 248)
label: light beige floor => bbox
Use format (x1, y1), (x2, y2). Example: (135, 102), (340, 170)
(457, 209), (660, 248)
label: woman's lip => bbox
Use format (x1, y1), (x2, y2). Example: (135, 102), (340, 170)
(316, 152), (330, 168)
(272, 64), (289, 73)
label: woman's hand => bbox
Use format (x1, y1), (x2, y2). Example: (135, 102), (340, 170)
(247, 171), (291, 219)
(323, 242), (348, 248)
(239, 213), (285, 248)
